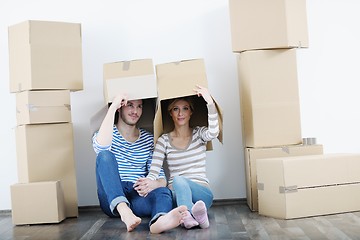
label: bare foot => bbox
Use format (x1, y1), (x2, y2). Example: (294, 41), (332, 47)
(117, 202), (141, 232)
(150, 205), (187, 234)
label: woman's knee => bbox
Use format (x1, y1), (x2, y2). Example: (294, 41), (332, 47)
(172, 176), (187, 187)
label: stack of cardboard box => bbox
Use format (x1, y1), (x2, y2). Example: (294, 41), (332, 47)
(229, 0), (360, 219)
(8, 20), (83, 225)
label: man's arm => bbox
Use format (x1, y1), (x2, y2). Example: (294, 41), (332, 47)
(96, 94), (127, 146)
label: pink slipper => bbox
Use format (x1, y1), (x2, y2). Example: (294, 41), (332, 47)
(182, 210), (199, 229)
(191, 200), (209, 229)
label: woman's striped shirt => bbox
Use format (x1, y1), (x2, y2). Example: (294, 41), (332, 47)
(147, 103), (219, 186)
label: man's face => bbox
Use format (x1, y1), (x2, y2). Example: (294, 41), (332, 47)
(119, 99), (143, 126)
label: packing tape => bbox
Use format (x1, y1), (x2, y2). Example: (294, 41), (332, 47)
(279, 185), (298, 193)
(303, 137), (317, 145)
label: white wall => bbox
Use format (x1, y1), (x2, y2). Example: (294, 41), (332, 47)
(0, 0), (359, 210)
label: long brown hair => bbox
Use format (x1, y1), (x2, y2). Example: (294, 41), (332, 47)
(167, 97), (194, 114)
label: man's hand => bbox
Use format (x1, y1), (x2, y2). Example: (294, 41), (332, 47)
(133, 178), (165, 197)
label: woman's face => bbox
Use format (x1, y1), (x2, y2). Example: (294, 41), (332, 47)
(169, 99), (192, 126)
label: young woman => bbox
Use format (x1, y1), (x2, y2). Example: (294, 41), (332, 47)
(144, 85), (220, 229)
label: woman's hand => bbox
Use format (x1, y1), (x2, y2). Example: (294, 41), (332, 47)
(193, 85), (214, 105)
(133, 178), (161, 197)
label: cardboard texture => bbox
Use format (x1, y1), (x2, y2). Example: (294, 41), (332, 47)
(237, 49), (302, 147)
(8, 20), (83, 92)
(154, 59), (223, 149)
(228, 0), (309, 52)
(257, 153), (360, 219)
(244, 144), (323, 211)
(103, 59), (157, 104)
(15, 123), (78, 217)
(11, 181), (66, 225)
(16, 90), (71, 125)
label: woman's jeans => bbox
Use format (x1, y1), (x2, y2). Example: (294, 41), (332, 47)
(95, 150), (173, 225)
(172, 175), (214, 213)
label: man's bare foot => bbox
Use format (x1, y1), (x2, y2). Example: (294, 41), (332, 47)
(117, 202), (141, 232)
(150, 205), (187, 234)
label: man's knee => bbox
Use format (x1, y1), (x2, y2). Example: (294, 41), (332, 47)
(97, 150), (115, 163)
(152, 186), (171, 196)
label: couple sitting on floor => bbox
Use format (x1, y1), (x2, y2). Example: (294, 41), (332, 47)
(92, 85), (219, 233)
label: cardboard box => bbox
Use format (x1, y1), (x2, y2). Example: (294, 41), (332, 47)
(92, 59), (157, 135)
(8, 20), (83, 92)
(257, 153), (360, 219)
(16, 90), (71, 125)
(103, 59), (157, 104)
(237, 49), (302, 147)
(15, 123), (78, 217)
(245, 144), (323, 211)
(154, 59), (223, 149)
(11, 181), (66, 225)
(228, 0), (309, 52)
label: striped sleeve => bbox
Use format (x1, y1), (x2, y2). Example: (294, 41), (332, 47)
(199, 103), (219, 141)
(92, 131), (111, 154)
(147, 135), (167, 180)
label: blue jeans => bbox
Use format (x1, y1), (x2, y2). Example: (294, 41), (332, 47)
(172, 176), (213, 213)
(95, 150), (173, 226)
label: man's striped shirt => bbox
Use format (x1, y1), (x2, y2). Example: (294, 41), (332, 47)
(92, 126), (165, 183)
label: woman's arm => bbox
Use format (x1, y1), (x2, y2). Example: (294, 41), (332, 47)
(146, 136), (167, 180)
(194, 85), (219, 141)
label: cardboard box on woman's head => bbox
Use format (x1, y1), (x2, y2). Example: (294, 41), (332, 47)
(154, 59), (223, 150)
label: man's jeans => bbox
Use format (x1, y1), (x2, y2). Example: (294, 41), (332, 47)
(95, 150), (173, 225)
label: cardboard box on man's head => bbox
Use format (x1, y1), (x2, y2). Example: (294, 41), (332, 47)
(103, 59), (157, 104)
(154, 59), (223, 150)
(90, 59), (157, 135)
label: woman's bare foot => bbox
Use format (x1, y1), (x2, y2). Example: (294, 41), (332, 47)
(117, 202), (141, 232)
(150, 205), (187, 234)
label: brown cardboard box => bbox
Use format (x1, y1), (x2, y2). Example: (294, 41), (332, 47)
(15, 123), (78, 217)
(8, 20), (83, 92)
(92, 59), (158, 135)
(237, 49), (302, 147)
(257, 153), (360, 219)
(11, 181), (66, 225)
(228, 0), (309, 52)
(154, 59), (223, 149)
(16, 90), (71, 125)
(103, 59), (157, 104)
(245, 144), (323, 211)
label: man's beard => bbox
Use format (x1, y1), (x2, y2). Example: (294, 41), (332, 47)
(120, 114), (138, 126)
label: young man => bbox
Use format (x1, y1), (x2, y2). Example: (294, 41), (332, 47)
(92, 94), (186, 233)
